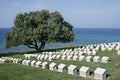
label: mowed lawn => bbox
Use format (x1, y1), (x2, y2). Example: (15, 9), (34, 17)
(0, 49), (120, 80)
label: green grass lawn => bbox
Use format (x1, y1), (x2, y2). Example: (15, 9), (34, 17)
(0, 49), (120, 80)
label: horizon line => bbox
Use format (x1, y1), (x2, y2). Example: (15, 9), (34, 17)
(0, 27), (120, 29)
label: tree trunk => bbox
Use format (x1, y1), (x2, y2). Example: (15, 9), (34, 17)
(24, 42), (46, 52)
(37, 42), (46, 52)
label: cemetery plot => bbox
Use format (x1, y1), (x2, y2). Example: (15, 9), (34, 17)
(1, 42), (120, 80)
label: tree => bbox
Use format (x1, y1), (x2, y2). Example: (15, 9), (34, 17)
(5, 10), (74, 51)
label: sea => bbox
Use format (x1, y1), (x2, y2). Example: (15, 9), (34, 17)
(0, 28), (120, 53)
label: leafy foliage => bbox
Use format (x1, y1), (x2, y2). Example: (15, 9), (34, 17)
(5, 10), (74, 51)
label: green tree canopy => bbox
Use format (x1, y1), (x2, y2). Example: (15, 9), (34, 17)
(5, 10), (74, 51)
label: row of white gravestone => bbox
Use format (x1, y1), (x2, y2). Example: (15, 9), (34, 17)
(43, 48), (97, 56)
(12, 58), (22, 63)
(23, 53), (110, 63)
(62, 42), (120, 53)
(44, 41), (120, 55)
(30, 45), (99, 56)
(23, 42), (120, 61)
(0, 58), (6, 63)
(86, 56), (110, 63)
(100, 42), (119, 48)
(23, 54), (38, 59)
(0, 56), (107, 80)
(21, 59), (107, 80)
(20, 60), (65, 71)
(0, 57), (13, 63)
(23, 50), (97, 60)
(21, 60), (60, 70)
(63, 55), (110, 63)
(68, 65), (90, 78)
(61, 50), (97, 56)
(67, 65), (107, 80)
(43, 41), (120, 54)
(0, 57), (22, 64)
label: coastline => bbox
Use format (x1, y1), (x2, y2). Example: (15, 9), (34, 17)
(0, 28), (120, 53)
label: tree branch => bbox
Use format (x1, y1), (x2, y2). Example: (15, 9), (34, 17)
(24, 44), (36, 49)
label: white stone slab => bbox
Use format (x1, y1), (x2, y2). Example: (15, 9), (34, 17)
(101, 56), (109, 63)
(93, 56), (100, 62)
(79, 56), (85, 61)
(35, 61), (42, 67)
(61, 55), (66, 60)
(68, 65), (77, 75)
(44, 55), (48, 60)
(67, 55), (72, 60)
(73, 56), (78, 61)
(117, 51), (120, 55)
(56, 55), (61, 59)
(58, 63), (66, 72)
(79, 66), (90, 77)
(40, 55), (44, 60)
(86, 56), (92, 62)
(94, 67), (107, 80)
(37, 55), (41, 60)
(31, 60), (36, 66)
(49, 62), (57, 71)
(26, 60), (31, 65)
(42, 62), (48, 69)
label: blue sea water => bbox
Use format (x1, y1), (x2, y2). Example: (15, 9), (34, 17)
(0, 28), (120, 53)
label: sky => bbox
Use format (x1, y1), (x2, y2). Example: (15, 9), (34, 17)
(0, 0), (120, 28)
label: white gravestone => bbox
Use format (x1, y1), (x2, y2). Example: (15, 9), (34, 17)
(58, 63), (67, 72)
(79, 66), (90, 77)
(68, 65), (77, 75)
(94, 67), (107, 80)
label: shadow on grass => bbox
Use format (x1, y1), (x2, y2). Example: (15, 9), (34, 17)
(0, 50), (37, 57)
(90, 71), (94, 75)
(106, 73), (111, 79)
